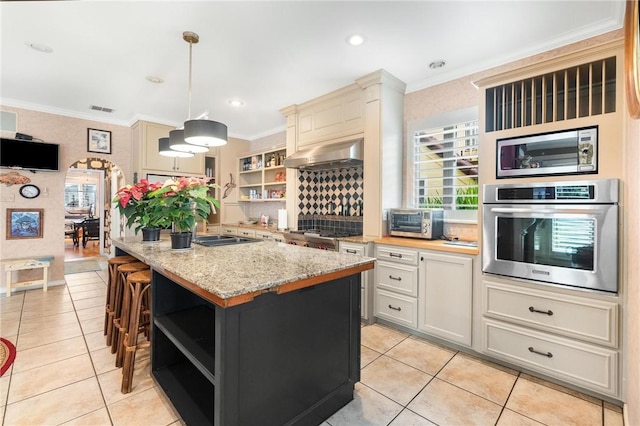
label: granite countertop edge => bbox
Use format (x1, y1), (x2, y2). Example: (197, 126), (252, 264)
(112, 237), (375, 301)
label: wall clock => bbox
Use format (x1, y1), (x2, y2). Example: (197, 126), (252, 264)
(19, 184), (40, 199)
(626, 0), (640, 119)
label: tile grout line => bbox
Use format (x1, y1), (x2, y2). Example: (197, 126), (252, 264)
(65, 271), (116, 426)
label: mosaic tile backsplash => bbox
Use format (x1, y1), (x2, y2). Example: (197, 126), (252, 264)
(297, 167), (364, 216)
(297, 215), (363, 235)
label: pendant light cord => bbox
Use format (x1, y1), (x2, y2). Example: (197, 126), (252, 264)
(187, 38), (193, 120)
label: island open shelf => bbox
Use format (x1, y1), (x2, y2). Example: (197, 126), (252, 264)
(150, 264), (362, 425)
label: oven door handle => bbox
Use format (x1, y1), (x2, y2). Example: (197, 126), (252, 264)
(489, 207), (598, 215)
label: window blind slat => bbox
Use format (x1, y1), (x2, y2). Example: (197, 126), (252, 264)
(413, 118), (479, 210)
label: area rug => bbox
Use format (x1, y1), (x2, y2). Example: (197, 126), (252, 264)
(64, 258), (108, 275)
(0, 337), (16, 377)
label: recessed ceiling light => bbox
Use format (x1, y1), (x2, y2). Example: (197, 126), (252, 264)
(429, 60), (446, 69)
(146, 76), (164, 84)
(228, 99), (244, 107)
(25, 42), (53, 53)
(346, 34), (366, 46)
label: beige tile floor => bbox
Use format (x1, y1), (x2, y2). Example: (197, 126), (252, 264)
(0, 270), (625, 426)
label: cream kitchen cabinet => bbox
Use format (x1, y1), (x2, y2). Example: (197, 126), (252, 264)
(255, 230), (285, 243)
(236, 228), (256, 238)
(418, 252), (473, 346)
(339, 241), (373, 321)
(221, 226), (238, 236)
(132, 120), (205, 177)
(374, 244), (419, 328)
(294, 88), (365, 147)
(481, 277), (620, 397)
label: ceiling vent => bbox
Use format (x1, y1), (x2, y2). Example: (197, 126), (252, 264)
(89, 105), (114, 113)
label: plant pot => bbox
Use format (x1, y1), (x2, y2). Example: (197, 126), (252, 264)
(170, 232), (192, 250)
(141, 227), (161, 242)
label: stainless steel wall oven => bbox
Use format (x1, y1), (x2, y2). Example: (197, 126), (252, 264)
(482, 179), (618, 293)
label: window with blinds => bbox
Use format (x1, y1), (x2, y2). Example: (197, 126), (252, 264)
(413, 119), (479, 212)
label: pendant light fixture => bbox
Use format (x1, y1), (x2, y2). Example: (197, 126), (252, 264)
(182, 31), (228, 147)
(159, 137), (194, 158)
(169, 128), (208, 153)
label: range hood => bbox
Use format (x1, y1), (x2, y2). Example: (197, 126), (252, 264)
(283, 138), (363, 171)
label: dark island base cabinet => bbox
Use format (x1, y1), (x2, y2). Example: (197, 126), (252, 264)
(151, 270), (362, 426)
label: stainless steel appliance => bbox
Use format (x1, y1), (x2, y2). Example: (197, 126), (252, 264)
(388, 208), (444, 240)
(283, 229), (361, 251)
(496, 126), (598, 178)
(483, 179), (618, 293)
(283, 138), (363, 171)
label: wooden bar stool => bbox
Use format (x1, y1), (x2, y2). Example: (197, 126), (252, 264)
(111, 261), (149, 353)
(120, 269), (152, 394)
(105, 256), (136, 342)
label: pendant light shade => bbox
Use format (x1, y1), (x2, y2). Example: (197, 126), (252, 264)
(184, 119), (228, 147)
(169, 129), (209, 153)
(159, 137), (194, 158)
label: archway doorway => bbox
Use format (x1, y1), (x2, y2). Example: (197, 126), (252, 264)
(64, 157), (123, 261)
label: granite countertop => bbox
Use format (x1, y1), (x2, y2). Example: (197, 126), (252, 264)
(112, 237), (375, 306)
(222, 223), (476, 254)
(374, 236), (480, 255)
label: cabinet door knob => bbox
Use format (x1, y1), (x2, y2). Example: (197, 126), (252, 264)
(529, 306), (553, 316)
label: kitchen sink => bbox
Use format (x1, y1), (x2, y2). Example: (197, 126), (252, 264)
(193, 235), (260, 247)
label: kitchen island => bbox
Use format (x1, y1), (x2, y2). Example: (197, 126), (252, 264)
(112, 236), (374, 426)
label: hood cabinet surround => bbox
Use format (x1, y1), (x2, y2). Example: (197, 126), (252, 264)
(281, 69), (406, 238)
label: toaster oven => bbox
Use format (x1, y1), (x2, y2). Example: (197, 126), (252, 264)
(388, 209), (444, 240)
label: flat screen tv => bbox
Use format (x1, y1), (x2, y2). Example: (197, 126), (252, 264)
(0, 138), (60, 172)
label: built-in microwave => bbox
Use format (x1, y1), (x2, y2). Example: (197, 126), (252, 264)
(496, 126), (598, 178)
(388, 209), (444, 240)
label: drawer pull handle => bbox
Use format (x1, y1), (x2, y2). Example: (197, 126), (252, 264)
(529, 306), (553, 316)
(528, 347), (553, 358)
(262, 235), (269, 238)
(388, 304), (402, 311)
(346, 249), (357, 254)
(389, 253), (403, 258)
(389, 275), (402, 281)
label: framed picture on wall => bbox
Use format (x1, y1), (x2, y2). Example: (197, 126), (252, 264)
(6, 208), (44, 239)
(87, 128), (112, 154)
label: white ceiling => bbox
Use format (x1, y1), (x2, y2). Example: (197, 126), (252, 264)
(0, 1), (625, 141)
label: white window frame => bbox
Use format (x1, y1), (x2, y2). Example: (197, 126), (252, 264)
(407, 107), (479, 223)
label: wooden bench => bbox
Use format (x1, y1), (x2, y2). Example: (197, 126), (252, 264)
(3, 256), (54, 297)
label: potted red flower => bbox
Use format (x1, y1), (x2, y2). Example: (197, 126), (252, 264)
(113, 179), (169, 241)
(148, 177), (219, 249)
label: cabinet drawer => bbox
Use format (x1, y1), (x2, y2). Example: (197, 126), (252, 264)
(484, 319), (618, 397)
(237, 229), (256, 238)
(339, 242), (366, 256)
(483, 281), (618, 347)
(375, 289), (417, 329)
(375, 245), (418, 266)
(255, 230), (273, 240)
(376, 261), (418, 297)
(221, 226), (237, 235)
